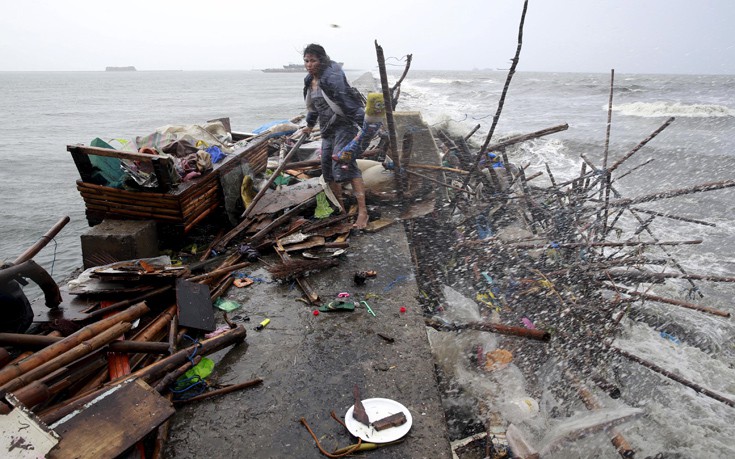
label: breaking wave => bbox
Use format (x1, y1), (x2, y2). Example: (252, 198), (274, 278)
(610, 101), (734, 118)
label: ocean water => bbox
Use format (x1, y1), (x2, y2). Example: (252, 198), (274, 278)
(1, 69), (734, 457)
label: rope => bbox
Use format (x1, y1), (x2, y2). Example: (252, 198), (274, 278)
(299, 413), (362, 458)
(170, 335), (208, 400)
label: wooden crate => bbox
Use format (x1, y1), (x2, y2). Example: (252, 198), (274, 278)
(68, 135), (269, 234)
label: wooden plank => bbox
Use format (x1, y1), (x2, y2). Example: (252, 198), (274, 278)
(283, 236), (326, 252)
(47, 379), (174, 459)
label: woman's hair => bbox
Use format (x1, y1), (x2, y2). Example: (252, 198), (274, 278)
(303, 43), (331, 73)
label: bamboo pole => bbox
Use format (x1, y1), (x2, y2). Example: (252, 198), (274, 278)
(130, 304), (177, 344)
(405, 169), (471, 194)
(0, 333), (171, 354)
(83, 287), (171, 321)
(464, 124), (482, 141)
(0, 302), (148, 387)
(40, 326), (247, 426)
(628, 207), (715, 227)
(600, 69), (615, 238)
(507, 239), (702, 249)
(1, 322), (132, 393)
(153, 356), (201, 393)
(13, 216), (70, 264)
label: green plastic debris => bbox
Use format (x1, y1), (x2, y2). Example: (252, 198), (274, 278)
(175, 357), (215, 390)
(314, 191), (335, 219)
(215, 298), (241, 312)
(319, 300), (356, 312)
(273, 173), (291, 186)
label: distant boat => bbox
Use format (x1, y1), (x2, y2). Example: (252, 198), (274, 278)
(106, 66), (137, 72)
(261, 62), (344, 73)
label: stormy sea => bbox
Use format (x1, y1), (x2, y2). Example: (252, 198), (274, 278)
(1, 69), (733, 457)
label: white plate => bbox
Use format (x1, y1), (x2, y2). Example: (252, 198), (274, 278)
(344, 398), (412, 443)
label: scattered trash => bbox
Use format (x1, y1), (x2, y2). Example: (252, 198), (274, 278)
(484, 349), (514, 371)
(233, 277), (254, 288)
(255, 318), (270, 331)
(659, 331), (681, 345)
(399, 306), (407, 313)
(361, 300), (376, 317)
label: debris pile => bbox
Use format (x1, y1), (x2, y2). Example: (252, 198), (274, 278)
(408, 79), (734, 457)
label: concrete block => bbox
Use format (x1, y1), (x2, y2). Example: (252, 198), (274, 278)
(80, 220), (158, 268)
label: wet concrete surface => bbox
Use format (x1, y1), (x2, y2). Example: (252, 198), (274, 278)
(165, 221), (452, 458)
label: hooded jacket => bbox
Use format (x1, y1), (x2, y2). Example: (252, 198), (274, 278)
(304, 61), (364, 133)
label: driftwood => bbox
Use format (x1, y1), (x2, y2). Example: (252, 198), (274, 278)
(425, 318), (550, 342)
(615, 288), (730, 318)
(611, 346), (735, 407)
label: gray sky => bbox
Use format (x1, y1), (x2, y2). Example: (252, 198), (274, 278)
(1, 0), (733, 74)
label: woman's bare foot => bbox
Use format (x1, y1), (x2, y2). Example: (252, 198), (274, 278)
(353, 212), (369, 230)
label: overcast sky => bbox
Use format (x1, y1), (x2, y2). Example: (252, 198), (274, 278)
(1, 0), (733, 74)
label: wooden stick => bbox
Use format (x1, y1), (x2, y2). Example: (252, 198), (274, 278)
(173, 378), (263, 405)
(425, 318), (550, 342)
(464, 124), (481, 141)
(607, 117), (675, 173)
(375, 40), (402, 199)
(600, 180), (735, 208)
(616, 289), (730, 318)
(405, 169), (471, 194)
(612, 346), (735, 407)
(186, 261), (251, 283)
(451, 0), (530, 212)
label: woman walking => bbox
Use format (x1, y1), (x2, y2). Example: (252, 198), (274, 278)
(301, 44), (369, 229)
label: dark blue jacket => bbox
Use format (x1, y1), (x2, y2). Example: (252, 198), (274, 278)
(304, 61), (364, 130)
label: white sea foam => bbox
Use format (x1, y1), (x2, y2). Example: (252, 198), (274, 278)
(610, 101), (735, 118)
